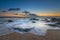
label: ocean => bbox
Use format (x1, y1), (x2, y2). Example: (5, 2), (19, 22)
(0, 18), (60, 36)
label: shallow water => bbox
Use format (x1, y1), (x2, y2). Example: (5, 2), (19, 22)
(0, 18), (60, 36)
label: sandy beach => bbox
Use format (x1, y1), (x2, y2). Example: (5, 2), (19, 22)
(0, 29), (60, 40)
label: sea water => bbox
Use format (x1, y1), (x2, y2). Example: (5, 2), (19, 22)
(0, 18), (60, 36)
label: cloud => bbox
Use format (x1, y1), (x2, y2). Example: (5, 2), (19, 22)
(22, 10), (30, 14)
(2, 10), (7, 13)
(8, 8), (20, 11)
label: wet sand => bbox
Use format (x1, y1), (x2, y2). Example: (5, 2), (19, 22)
(0, 30), (60, 40)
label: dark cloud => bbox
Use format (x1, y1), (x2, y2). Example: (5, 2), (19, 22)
(22, 10), (30, 14)
(2, 10), (7, 12)
(8, 8), (20, 11)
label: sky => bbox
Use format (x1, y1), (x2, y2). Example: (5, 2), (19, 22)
(0, 0), (60, 14)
